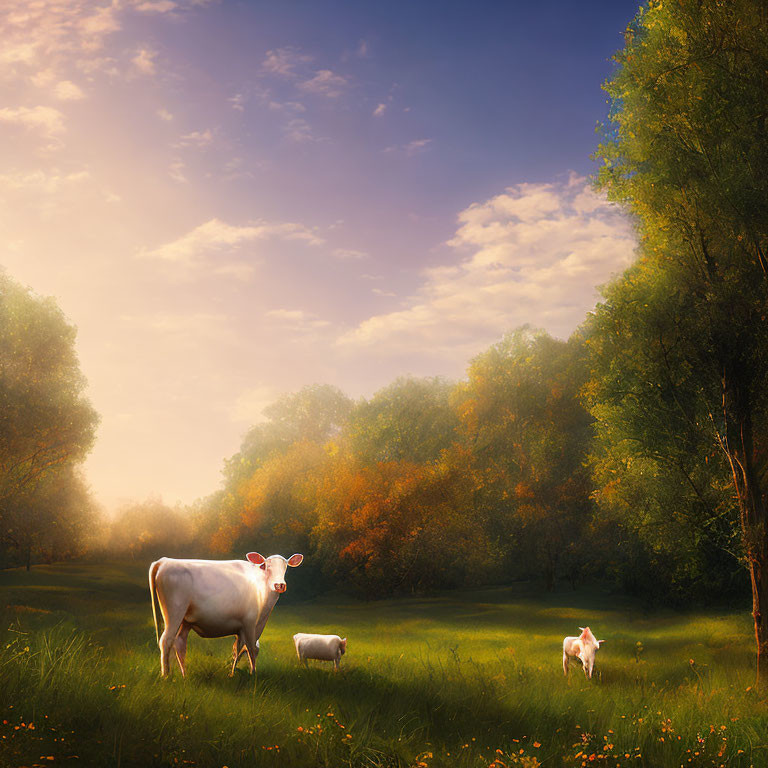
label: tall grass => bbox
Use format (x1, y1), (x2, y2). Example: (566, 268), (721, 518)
(1, 563), (766, 767)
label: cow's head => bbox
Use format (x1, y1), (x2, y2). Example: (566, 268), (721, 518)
(340, 638), (347, 655)
(247, 552), (303, 593)
(577, 627), (604, 679)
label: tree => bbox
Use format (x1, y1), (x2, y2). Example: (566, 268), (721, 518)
(585, 264), (742, 600)
(223, 384), (351, 487)
(208, 385), (352, 558)
(594, 0), (768, 676)
(105, 497), (193, 560)
(3, 467), (98, 570)
(0, 271), (99, 568)
(312, 449), (495, 598)
(454, 328), (593, 589)
(211, 440), (327, 557)
(346, 376), (459, 464)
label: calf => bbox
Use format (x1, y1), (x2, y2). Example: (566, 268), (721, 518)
(563, 626), (604, 679)
(293, 633), (347, 671)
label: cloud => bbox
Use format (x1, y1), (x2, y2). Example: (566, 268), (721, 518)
(78, 6), (121, 44)
(298, 69), (348, 98)
(168, 159), (187, 183)
(333, 248), (368, 260)
(139, 217), (324, 272)
(0, 168), (88, 189)
(220, 156), (253, 182)
(133, 0), (178, 12)
(132, 47), (157, 75)
(0, 168), (90, 195)
(0, 3), (111, 85)
(157, 108), (174, 121)
(1, 43), (38, 66)
(338, 175), (636, 357)
(176, 128), (213, 147)
(0, 106), (65, 136)
(283, 118), (318, 143)
(373, 103), (387, 117)
(0, 0), (207, 95)
(384, 138), (432, 156)
(229, 93), (245, 111)
(404, 138), (432, 155)
(53, 80), (86, 100)
(261, 47), (311, 77)
(268, 100), (305, 113)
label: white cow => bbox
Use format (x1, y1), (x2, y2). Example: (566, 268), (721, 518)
(563, 626), (604, 679)
(148, 552), (303, 677)
(293, 633), (347, 670)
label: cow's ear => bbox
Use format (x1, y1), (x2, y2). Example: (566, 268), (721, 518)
(597, 639), (605, 646)
(247, 552), (266, 568)
(287, 553), (304, 567)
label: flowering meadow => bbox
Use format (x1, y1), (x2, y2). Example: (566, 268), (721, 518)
(1, 562), (766, 767)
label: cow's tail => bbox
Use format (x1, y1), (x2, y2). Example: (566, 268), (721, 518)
(149, 560), (162, 646)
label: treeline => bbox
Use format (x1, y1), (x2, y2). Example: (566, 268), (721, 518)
(160, 326), (739, 603)
(191, 335), (595, 598)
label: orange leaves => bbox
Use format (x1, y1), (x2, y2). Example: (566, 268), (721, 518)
(209, 526), (237, 555)
(514, 482), (535, 500)
(313, 453), (493, 596)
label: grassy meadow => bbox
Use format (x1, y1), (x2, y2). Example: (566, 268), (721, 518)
(0, 562), (766, 768)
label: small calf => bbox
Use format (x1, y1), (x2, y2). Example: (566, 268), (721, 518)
(563, 626), (604, 679)
(293, 633), (347, 671)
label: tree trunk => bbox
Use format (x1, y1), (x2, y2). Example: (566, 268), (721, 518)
(725, 385), (768, 684)
(749, 549), (768, 683)
(740, 477), (768, 683)
(25, 544), (31, 571)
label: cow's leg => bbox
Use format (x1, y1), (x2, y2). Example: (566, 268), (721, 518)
(563, 652), (569, 676)
(244, 633), (260, 674)
(230, 635), (247, 677)
(334, 656), (340, 672)
(174, 622), (190, 678)
(159, 606), (186, 678)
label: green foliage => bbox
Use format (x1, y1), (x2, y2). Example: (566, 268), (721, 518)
(597, 0), (768, 275)
(0, 271), (99, 568)
(346, 377), (459, 464)
(224, 384), (352, 486)
(590, 0), (768, 613)
(584, 260), (741, 600)
(455, 328), (594, 589)
(101, 498), (194, 560)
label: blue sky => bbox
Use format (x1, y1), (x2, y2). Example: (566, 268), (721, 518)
(0, 0), (639, 507)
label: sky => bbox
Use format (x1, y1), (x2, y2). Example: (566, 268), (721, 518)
(0, 0), (640, 510)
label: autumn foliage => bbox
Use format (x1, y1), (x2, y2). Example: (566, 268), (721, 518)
(313, 448), (493, 597)
(188, 331), (604, 597)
